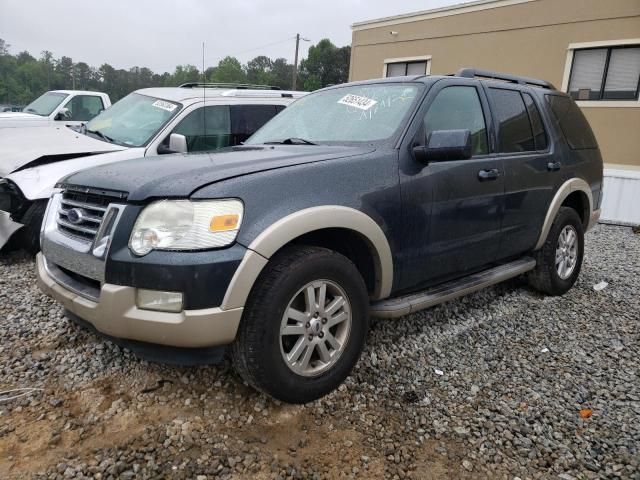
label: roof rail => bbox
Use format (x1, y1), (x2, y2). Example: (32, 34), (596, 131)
(179, 82), (282, 91)
(456, 68), (555, 89)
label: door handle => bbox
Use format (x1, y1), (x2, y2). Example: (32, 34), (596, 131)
(547, 161), (562, 171)
(478, 168), (500, 181)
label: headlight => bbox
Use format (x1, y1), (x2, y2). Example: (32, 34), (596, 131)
(129, 199), (243, 256)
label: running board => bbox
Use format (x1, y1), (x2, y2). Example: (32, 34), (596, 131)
(370, 257), (536, 318)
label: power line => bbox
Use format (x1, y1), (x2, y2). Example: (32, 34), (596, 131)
(225, 36), (298, 59)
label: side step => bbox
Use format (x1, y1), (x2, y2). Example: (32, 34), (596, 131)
(370, 257), (536, 318)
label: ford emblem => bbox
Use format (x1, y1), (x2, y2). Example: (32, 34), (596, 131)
(66, 208), (86, 225)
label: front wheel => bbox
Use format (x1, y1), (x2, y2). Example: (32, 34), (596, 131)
(528, 206), (584, 296)
(20, 200), (48, 255)
(231, 245), (369, 403)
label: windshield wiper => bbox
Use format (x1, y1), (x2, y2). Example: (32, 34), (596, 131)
(86, 129), (114, 143)
(264, 137), (317, 146)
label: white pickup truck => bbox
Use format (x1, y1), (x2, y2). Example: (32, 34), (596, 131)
(0, 90), (111, 128)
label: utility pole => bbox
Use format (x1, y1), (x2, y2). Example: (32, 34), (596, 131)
(292, 34), (309, 90)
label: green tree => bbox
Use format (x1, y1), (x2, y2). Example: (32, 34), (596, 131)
(0, 37), (348, 104)
(246, 55), (275, 86)
(298, 39), (350, 91)
(210, 57), (246, 83)
(271, 58), (293, 90)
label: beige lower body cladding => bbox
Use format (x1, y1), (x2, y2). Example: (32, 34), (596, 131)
(36, 253), (243, 348)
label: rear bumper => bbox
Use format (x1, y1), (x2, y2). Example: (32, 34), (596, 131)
(36, 253), (243, 348)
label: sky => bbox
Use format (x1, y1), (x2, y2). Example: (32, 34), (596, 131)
(0, 0), (464, 72)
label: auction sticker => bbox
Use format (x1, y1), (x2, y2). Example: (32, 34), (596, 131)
(338, 94), (377, 110)
(152, 100), (178, 112)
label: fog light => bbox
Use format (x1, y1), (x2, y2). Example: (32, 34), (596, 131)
(136, 289), (183, 312)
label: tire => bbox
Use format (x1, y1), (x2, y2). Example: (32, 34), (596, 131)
(20, 200), (48, 255)
(528, 206), (584, 296)
(231, 245), (370, 404)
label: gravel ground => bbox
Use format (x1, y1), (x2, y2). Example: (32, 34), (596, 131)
(0, 224), (638, 480)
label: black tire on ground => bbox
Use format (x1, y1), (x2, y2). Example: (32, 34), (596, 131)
(20, 200), (48, 255)
(231, 245), (370, 404)
(528, 206), (584, 296)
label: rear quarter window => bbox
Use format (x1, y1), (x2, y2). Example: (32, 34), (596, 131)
(545, 95), (598, 150)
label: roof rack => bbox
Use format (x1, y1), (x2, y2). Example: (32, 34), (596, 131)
(456, 68), (555, 89)
(179, 82), (282, 91)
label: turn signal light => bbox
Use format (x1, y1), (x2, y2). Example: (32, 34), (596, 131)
(209, 214), (239, 232)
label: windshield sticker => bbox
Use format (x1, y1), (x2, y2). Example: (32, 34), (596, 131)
(152, 100), (178, 112)
(338, 94), (377, 111)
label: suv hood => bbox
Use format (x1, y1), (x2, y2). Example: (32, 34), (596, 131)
(0, 125), (126, 176)
(63, 145), (376, 202)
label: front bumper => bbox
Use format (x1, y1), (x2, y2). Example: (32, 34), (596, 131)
(36, 253), (243, 348)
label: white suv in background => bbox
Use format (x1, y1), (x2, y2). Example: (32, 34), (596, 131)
(0, 84), (306, 251)
(0, 90), (111, 128)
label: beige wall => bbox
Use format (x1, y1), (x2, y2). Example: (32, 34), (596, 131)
(350, 0), (640, 167)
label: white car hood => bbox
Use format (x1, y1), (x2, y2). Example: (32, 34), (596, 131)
(0, 125), (126, 177)
(0, 112), (41, 119)
(6, 147), (146, 200)
(0, 112), (51, 128)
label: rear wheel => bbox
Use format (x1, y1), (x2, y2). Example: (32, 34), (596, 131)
(20, 200), (47, 255)
(231, 245), (369, 403)
(528, 206), (584, 296)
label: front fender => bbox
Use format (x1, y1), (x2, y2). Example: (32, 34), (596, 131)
(220, 206), (394, 310)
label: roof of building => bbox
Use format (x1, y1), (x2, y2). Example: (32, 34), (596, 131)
(351, 0), (535, 30)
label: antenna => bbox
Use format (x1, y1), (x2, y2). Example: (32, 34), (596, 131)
(202, 41), (206, 149)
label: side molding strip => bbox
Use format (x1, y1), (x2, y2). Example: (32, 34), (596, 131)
(534, 178), (593, 251)
(221, 206), (394, 310)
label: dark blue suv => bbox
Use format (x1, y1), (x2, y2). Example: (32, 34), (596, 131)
(37, 69), (603, 403)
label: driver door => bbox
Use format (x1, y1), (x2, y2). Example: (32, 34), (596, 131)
(397, 80), (505, 291)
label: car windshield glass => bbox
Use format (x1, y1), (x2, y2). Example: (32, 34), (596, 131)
(23, 92), (69, 116)
(246, 83), (421, 145)
(85, 93), (180, 147)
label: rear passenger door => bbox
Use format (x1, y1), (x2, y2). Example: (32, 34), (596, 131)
(484, 86), (555, 259)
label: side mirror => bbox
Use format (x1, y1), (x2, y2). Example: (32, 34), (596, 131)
(55, 107), (71, 121)
(413, 129), (472, 164)
(169, 133), (188, 153)
(158, 133), (188, 154)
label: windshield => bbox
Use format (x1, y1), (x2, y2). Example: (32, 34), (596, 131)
(85, 93), (181, 147)
(23, 92), (68, 116)
(247, 83), (421, 145)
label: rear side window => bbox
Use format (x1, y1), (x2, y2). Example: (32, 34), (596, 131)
(545, 95), (598, 149)
(488, 88), (535, 153)
(230, 105), (279, 144)
(522, 93), (548, 150)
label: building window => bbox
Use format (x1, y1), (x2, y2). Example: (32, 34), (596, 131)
(386, 61), (427, 77)
(568, 46), (640, 101)
(383, 56), (431, 78)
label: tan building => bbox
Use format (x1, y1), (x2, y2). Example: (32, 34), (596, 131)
(349, 0), (640, 224)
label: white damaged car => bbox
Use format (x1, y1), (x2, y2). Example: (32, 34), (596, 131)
(0, 84), (305, 252)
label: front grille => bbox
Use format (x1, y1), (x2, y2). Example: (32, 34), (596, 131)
(56, 188), (122, 242)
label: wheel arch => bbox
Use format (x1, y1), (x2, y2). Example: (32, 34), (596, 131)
(221, 206), (394, 310)
(534, 178), (593, 251)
